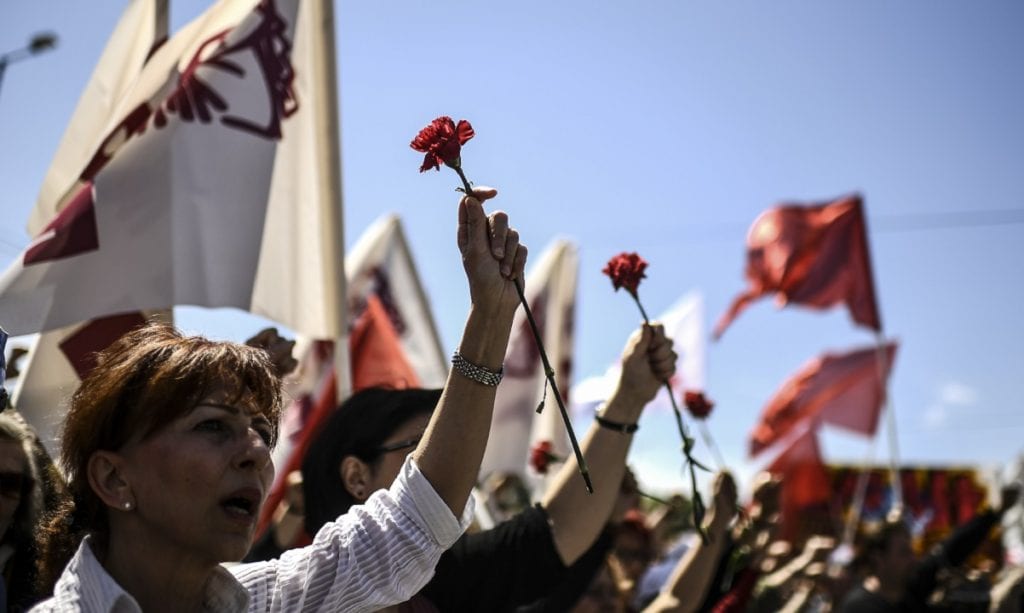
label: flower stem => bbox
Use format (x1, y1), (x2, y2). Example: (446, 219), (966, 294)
(638, 490), (677, 508)
(630, 291), (709, 542)
(514, 277), (593, 494)
(452, 165), (475, 197)
(449, 162), (591, 494)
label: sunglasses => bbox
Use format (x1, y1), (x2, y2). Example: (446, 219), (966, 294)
(0, 471), (28, 499)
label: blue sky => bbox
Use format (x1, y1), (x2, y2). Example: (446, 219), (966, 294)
(2, 1), (1023, 493)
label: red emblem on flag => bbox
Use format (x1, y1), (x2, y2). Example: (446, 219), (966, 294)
(24, 183), (100, 265)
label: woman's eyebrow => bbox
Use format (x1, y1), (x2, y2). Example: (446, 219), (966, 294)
(193, 402), (241, 415)
(196, 402), (272, 424)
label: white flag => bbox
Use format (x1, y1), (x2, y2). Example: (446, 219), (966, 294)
(30, 0), (169, 236)
(12, 311), (172, 457)
(345, 215), (448, 388)
(0, 0), (347, 351)
(12, 0), (173, 458)
(479, 240), (579, 485)
(571, 291), (707, 416)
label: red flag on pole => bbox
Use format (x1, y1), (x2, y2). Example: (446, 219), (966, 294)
(768, 426), (830, 509)
(714, 195), (881, 339)
(749, 342), (897, 457)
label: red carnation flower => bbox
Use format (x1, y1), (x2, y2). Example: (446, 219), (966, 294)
(602, 252), (648, 297)
(684, 391), (715, 420)
(410, 116), (474, 172)
(530, 440), (562, 475)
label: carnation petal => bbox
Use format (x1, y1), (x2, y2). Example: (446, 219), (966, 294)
(419, 152), (439, 173)
(456, 120), (475, 144)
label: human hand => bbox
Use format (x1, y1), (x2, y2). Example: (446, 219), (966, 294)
(709, 471), (738, 530)
(616, 324), (676, 407)
(456, 188), (527, 316)
(284, 470), (304, 514)
(246, 327), (298, 378)
(801, 535), (836, 564)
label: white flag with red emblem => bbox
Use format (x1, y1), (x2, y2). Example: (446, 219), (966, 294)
(10, 0), (173, 457)
(0, 0), (347, 349)
(478, 239), (579, 486)
(30, 0), (170, 235)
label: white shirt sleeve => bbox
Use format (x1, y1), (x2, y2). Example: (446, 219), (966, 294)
(232, 456), (473, 612)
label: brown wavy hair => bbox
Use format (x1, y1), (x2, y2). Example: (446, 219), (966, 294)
(37, 323), (283, 592)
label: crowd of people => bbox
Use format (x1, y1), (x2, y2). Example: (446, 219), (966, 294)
(0, 191), (1021, 612)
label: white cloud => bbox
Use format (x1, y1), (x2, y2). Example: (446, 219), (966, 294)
(920, 381), (979, 430)
(938, 381), (979, 407)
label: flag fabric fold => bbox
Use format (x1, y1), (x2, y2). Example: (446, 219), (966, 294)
(714, 194), (881, 339)
(749, 342), (898, 457)
(29, 0), (170, 237)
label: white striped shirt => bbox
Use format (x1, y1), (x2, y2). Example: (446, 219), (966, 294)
(32, 457), (472, 612)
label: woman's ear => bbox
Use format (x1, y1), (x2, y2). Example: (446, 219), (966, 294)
(87, 451), (136, 512)
(340, 456), (372, 503)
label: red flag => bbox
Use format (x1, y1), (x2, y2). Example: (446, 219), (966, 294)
(349, 295), (421, 392)
(768, 427), (830, 508)
(768, 427), (830, 540)
(714, 195), (881, 339)
(749, 342), (897, 457)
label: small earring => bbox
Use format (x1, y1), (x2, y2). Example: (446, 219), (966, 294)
(123, 501), (133, 511)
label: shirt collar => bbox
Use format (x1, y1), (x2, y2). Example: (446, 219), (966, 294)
(52, 537), (250, 613)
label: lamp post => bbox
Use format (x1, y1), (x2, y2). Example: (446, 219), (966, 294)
(0, 32), (58, 101)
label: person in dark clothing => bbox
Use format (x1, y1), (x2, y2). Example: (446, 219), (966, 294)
(283, 322), (679, 612)
(840, 485), (1020, 613)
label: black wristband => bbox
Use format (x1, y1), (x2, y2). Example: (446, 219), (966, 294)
(595, 412), (639, 434)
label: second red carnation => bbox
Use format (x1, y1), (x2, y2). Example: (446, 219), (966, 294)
(529, 440), (558, 475)
(684, 391), (715, 419)
(602, 252), (648, 296)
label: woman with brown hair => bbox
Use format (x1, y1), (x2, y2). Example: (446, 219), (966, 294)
(32, 188), (527, 612)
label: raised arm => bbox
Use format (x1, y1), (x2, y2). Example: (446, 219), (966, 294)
(644, 471), (738, 613)
(412, 188), (527, 515)
(543, 324), (677, 565)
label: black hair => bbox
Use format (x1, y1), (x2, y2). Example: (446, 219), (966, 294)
(301, 387), (440, 535)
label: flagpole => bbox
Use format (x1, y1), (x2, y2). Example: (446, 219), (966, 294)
(874, 332), (902, 509)
(311, 0), (350, 395)
(841, 436), (877, 551)
(697, 421), (725, 471)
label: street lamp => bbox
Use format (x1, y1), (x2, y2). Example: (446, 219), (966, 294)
(0, 32), (59, 101)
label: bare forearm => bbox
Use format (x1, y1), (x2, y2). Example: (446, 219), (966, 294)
(647, 514), (730, 613)
(543, 385), (643, 565)
(413, 303), (516, 516)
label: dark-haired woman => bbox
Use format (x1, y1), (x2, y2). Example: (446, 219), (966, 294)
(33, 189), (526, 612)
